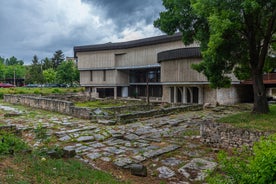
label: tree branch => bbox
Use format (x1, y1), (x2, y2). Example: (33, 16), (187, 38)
(258, 9), (276, 71)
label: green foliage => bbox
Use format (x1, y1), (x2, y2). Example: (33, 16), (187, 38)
(208, 134), (276, 184)
(33, 123), (48, 140)
(52, 50), (65, 69)
(43, 68), (57, 84)
(1, 153), (127, 184)
(0, 132), (28, 155)
(56, 60), (79, 85)
(154, 0), (276, 88)
(5, 56), (24, 66)
(25, 55), (44, 84)
(52, 88), (61, 93)
(0, 92), (3, 99)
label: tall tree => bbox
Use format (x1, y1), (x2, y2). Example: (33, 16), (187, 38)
(43, 68), (56, 84)
(154, 0), (276, 114)
(5, 56), (24, 66)
(52, 50), (65, 69)
(26, 55), (44, 84)
(42, 57), (53, 70)
(56, 60), (79, 86)
(0, 58), (5, 80)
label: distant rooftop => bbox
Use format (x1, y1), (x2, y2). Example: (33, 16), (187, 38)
(74, 33), (182, 57)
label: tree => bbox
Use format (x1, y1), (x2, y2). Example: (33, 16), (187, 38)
(0, 58), (5, 80)
(5, 56), (24, 66)
(52, 50), (65, 69)
(25, 55), (44, 84)
(42, 57), (53, 70)
(56, 60), (79, 85)
(43, 68), (56, 84)
(5, 64), (26, 80)
(154, 0), (276, 114)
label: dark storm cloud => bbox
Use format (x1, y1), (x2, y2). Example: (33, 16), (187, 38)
(83, 0), (164, 31)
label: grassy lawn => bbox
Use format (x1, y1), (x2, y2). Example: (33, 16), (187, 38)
(0, 154), (126, 184)
(217, 104), (276, 132)
(0, 87), (84, 97)
(0, 132), (127, 184)
(75, 99), (143, 108)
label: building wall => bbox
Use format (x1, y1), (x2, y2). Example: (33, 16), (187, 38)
(80, 70), (116, 86)
(80, 70), (129, 86)
(77, 51), (115, 69)
(161, 58), (207, 82)
(203, 85), (253, 105)
(115, 41), (189, 67)
(77, 41), (197, 70)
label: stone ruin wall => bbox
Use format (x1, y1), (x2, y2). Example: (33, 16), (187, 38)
(200, 121), (273, 148)
(4, 94), (91, 119)
(4, 95), (202, 123)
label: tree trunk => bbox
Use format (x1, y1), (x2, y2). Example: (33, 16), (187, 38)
(251, 69), (269, 114)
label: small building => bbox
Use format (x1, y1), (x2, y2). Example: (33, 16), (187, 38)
(74, 33), (253, 105)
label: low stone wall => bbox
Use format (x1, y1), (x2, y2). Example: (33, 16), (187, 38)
(3, 95), (203, 122)
(4, 95), (74, 115)
(117, 105), (203, 124)
(4, 94), (93, 119)
(200, 121), (273, 148)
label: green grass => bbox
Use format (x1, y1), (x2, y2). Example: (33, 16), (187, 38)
(75, 100), (136, 108)
(0, 87), (84, 97)
(0, 132), (126, 184)
(217, 104), (276, 132)
(0, 154), (127, 184)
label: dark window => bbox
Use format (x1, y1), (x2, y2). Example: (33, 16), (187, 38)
(129, 69), (160, 83)
(170, 87), (174, 103)
(90, 71), (93, 81)
(103, 70), (106, 81)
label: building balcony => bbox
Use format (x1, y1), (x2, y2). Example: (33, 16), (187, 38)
(241, 73), (276, 85)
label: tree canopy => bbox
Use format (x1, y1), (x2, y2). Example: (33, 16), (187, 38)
(56, 60), (79, 85)
(154, 0), (276, 113)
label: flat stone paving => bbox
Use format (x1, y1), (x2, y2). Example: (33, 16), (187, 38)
(0, 103), (248, 183)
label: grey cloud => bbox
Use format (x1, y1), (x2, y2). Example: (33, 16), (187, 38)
(83, 0), (163, 31)
(0, 0), (164, 64)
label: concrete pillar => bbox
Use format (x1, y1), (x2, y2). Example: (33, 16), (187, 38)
(114, 87), (117, 99)
(187, 87), (193, 103)
(122, 86), (128, 97)
(198, 86), (203, 104)
(182, 87), (187, 104)
(174, 86), (177, 104)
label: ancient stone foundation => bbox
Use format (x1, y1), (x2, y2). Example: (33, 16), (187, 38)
(200, 121), (273, 148)
(4, 95), (202, 123)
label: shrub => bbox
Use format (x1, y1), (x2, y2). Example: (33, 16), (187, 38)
(33, 89), (41, 95)
(0, 133), (29, 155)
(0, 92), (3, 99)
(208, 133), (276, 184)
(52, 88), (61, 93)
(33, 123), (48, 140)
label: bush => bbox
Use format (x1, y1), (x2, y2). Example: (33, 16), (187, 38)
(33, 123), (48, 140)
(52, 88), (61, 93)
(0, 92), (3, 99)
(208, 133), (276, 184)
(0, 133), (29, 155)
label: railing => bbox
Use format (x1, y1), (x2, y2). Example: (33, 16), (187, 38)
(242, 73), (276, 84)
(263, 73), (276, 80)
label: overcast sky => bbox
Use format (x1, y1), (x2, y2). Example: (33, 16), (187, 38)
(0, 0), (164, 64)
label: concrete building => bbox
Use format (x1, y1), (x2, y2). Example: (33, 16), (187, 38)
(74, 33), (253, 105)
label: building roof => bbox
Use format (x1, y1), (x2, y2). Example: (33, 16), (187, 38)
(74, 33), (182, 57)
(157, 47), (201, 63)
